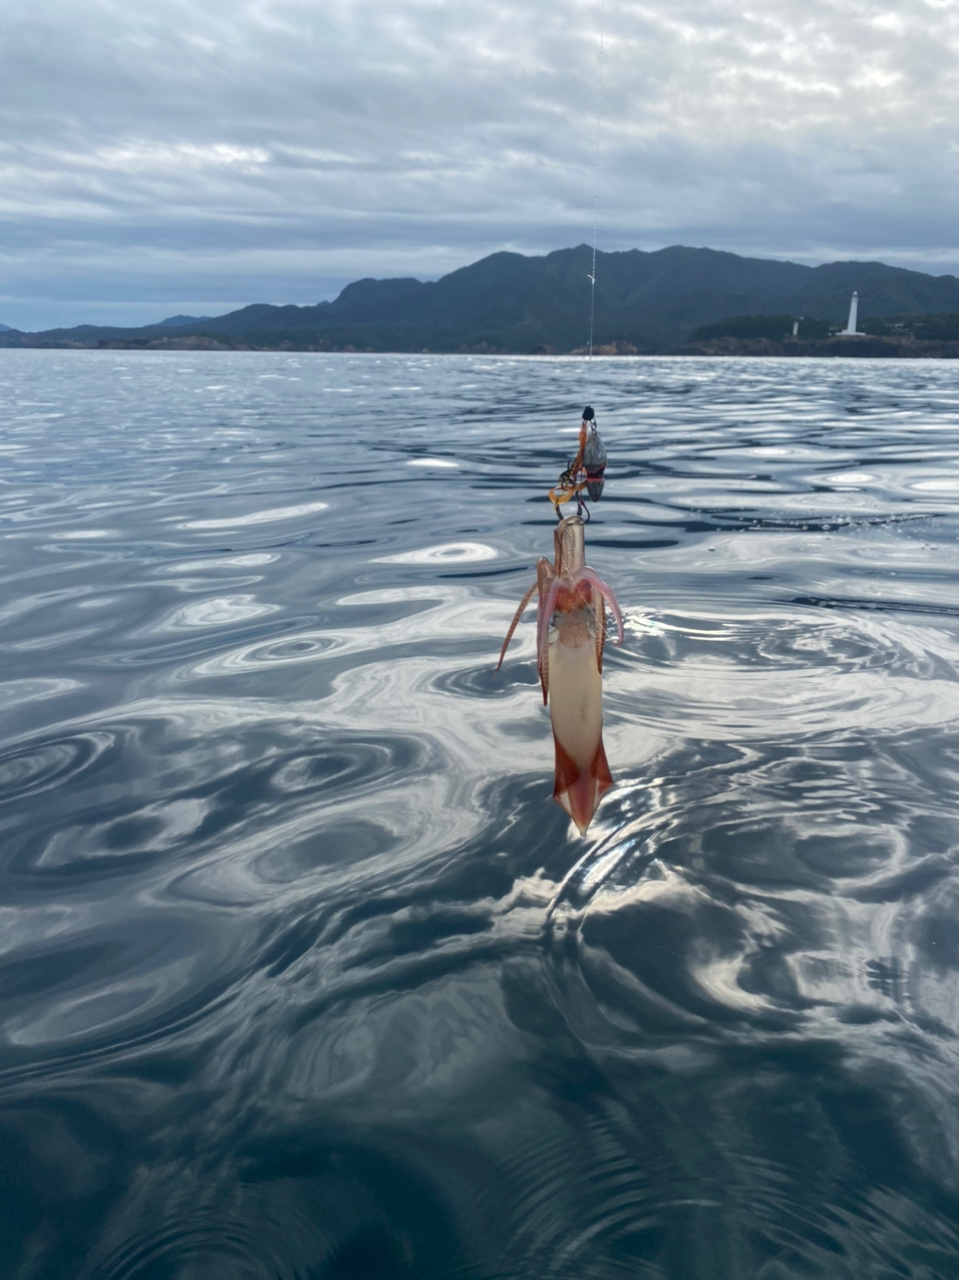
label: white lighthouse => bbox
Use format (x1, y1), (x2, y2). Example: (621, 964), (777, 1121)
(841, 291), (859, 336)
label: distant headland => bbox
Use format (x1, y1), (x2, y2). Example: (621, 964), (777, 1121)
(3, 245), (959, 357)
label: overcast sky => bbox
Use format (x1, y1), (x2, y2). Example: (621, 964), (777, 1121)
(3, 0), (959, 329)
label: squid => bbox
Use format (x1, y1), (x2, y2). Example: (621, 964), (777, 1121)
(497, 515), (624, 834)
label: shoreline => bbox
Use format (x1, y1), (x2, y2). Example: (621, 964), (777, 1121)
(3, 334), (959, 358)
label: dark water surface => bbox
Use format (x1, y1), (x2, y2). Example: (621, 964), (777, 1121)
(2, 351), (959, 1279)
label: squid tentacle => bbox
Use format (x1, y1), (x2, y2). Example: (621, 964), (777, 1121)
(536, 574), (564, 682)
(574, 567), (624, 646)
(590, 581), (607, 673)
(495, 578), (538, 671)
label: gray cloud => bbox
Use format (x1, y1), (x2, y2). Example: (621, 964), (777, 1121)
(2, 0), (958, 328)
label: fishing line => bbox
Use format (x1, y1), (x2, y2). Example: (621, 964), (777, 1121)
(586, 0), (606, 385)
(547, 0), (609, 520)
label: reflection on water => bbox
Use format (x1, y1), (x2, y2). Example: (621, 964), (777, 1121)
(2, 351), (959, 1277)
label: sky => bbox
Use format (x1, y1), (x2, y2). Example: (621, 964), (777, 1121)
(3, 0), (959, 330)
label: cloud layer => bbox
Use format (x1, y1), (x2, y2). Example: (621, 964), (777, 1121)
(3, 0), (958, 327)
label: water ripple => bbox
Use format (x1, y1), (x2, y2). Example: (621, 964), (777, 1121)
(2, 353), (959, 1278)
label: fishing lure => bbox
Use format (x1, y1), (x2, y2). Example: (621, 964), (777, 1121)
(548, 406), (607, 514)
(497, 514), (624, 834)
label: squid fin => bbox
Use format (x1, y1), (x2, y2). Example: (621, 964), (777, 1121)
(553, 737), (614, 835)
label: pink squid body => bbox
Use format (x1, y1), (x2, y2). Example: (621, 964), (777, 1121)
(547, 591), (614, 834)
(497, 516), (623, 835)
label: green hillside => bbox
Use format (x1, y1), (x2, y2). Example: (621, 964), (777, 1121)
(689, 315), (833, 342)
(5, 245), (959, 352)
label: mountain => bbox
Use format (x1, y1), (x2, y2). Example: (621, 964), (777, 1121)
(155, 314), (213, 327)
(4, 246), (959, 353)
(0, 315), (208, 339)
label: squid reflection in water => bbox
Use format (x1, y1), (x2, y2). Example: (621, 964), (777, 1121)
(497, 515), (624, 834)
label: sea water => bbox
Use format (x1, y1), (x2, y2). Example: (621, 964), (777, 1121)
(2, 350), (959, 1279)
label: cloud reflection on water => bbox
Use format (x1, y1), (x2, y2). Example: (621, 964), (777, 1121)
(2, 354), (959, 1278)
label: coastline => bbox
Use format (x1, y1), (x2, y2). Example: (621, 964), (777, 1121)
(674, 335), (959, 359)
(3, 332), (959, 358)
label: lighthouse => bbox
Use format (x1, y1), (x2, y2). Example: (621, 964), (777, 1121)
(841, 291), (859, 336)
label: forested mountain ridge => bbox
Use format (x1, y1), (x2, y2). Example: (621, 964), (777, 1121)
(4, 245), (959, 353)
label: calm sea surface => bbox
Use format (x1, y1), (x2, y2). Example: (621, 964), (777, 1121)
(2, 350), (959, 1279)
